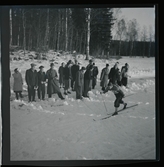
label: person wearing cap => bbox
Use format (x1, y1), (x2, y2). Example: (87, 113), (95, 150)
(46, 63), (65, 100)
(58, 62), (65, 88)
(83, 65), (94, 98)
(120, 63), (130, 87)
(12, 68), (23, 100)
(100, 64), (110, 91)
(108, 62), (120, 85)
(25, 63), (38, 102)
(63, 61), (72, 95)
(92, 63), (99, 89)
(37, 66), (46, 100)
(86, 59), (93, 70)
(71, 59), (80, 91)
(103, 82), (127, 115)
(74, 66), (85, 100)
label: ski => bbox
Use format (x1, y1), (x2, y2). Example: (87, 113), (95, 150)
(93, 103), (139, 121)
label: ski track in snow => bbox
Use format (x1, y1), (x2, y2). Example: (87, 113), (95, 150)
(9, 55), (156, 160)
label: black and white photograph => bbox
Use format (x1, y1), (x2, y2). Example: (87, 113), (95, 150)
(1, 4), (159, 164)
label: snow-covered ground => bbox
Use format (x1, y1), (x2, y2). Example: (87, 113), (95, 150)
(9, 52), (156, 160)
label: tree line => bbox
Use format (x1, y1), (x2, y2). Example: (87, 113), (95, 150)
(10, 7), (155, 59)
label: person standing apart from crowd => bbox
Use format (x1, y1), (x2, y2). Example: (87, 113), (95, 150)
(46, 63), (65, 100)
(92, 63), (99, 89)
(37, 66), (46, 100)
(121, 63), (130, 87)
(83, 65), (93, 98)
(75, 67), (86, 100)
(12, 68), (23, 100)
(100, 64), (110, 91)
(25, 63), (38, 102)
(63, 60), (72, 95)
(108, 62), (120, 85)
(71, 59), (80, 91)
(103, 82), (127, 116)
(58, 62), (65, 88)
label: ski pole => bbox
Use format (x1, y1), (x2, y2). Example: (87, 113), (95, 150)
(101, 93), (108, 113)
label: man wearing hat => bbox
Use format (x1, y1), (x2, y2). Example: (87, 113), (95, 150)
(46, 63), (65, 100)
(25, 63), (38, 102)
(100, 63), (110, 91)
(120, 63), (130, 87)
(37, 66), (46, 100)
(108, 62), (120, 85)
(71, 59), (80, 91)
(83, 65), (94, 98)
(74, 66), (85, 100)
(86, 59), (93, 70)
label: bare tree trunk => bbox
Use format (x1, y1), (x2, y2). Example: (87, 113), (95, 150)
(37, 9), (41, 50)
(22, 9), (26, 56)
(44, 8), (49, 50)
(86, 8), (91, 60)
(130, 41), (133, 57)
(10, 9), (12, 46)
(65, 8), (68, 51)
(149, 41), (151, 57)
(119, 39), (122, 56)
(57, 10), (61, 51)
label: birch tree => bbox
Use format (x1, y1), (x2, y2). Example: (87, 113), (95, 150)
(10, 9), (12, 46)
(86, 8), (91, 60)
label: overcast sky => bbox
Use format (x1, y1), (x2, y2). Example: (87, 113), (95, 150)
(120, 8), (155, 29)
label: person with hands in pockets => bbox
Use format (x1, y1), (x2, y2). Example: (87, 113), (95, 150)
(25, 63), (38, 102)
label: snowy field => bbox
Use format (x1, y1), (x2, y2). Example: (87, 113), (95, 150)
(9, 52), (156, 160)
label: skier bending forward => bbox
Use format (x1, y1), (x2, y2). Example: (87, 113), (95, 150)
(103, 82), (127, 116)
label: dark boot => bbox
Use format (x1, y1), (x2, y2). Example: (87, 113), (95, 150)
(58, 92), (65, 100)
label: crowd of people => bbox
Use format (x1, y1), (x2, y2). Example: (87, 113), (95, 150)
(11, 59), (130, 112)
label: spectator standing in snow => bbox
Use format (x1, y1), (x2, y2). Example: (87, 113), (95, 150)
(58, 62), (65, 88)
(46, 63), (65, 100)
(103, 82), (127, 115)
(92, 63), (99, 89)
(71, 59), (80, 91)
(108, 62), (120, 85)
(63, 60), (72, 95)
(37, 66), (46, 100)
(83, 65), (93, 98)
(121, 63), (130, 87)
(25, 63), (38, 102)
(86, 59), (93, 70)
(100, 64), (110, 91)
(12, 68), (23, 100)
(75, 67), (86, 99)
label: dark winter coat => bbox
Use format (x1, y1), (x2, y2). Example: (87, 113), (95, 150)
(12, 72), (23, 91)
(71, 64), (80, 80)
(25, 68), (38, 87)
(121, 66), (129, 78)
(100, 67), (110, 88)
(58, 66), (65, 84)
(92, 66), (99, 87)
(37, 71), (46, 86)
(64, 65), (72, 80)
(46, 68), (61, 94)
(109, 67), (120, 84)
(75, 70), (84, 99)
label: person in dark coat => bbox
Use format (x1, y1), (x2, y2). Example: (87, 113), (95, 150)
(58, 62), (65, 88)
(75, 67), (85, 100)
(37, 66), (46, 100)
(63, 60), (72, 95)
(25, 63), (38, 102)
(92, 63), (99, 89)
(103, 82), (127, 115)
(121, 63), (130, 87)
(100, 64), (110, 91)
(86, 59), (93, 70)
(71, 59), (80, 91)
(108, 62), (120, 85)
(46, 63), (65, 100)
(12, 68), (23, 100)
(83, 65), (93, 98)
